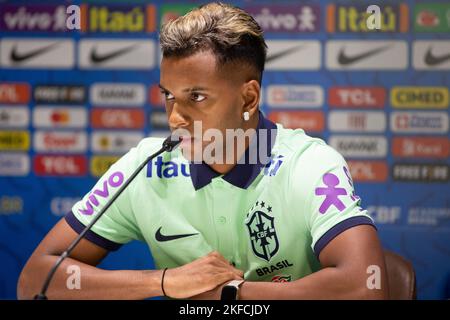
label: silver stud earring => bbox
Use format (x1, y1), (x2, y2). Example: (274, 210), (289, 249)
(243, 111), (250, 121)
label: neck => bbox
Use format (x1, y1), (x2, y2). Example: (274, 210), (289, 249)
(208, 114), (259, 175)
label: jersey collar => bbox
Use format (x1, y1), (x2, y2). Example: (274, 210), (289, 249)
(189, 111), (277, 190)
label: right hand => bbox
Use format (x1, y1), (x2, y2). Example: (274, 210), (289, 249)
(162, 251), (243, 299)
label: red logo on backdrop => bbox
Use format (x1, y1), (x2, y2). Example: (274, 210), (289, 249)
(40, 132), (83, 150)
(395, 114), (410, 129)
(149, 84), (165, 107)
(91, 109), (145, 129)
(417, 11), (439, 27)
(329, 87), (385, 108)
(268, 111), (324, 132)
(392, 137), (449, 159)
(348, 113), (367, 130)
(34, 155), (87, 176)
(0, 83), (30, 104)
(347, 161), (388, 182)
(50, 110), (70, 124)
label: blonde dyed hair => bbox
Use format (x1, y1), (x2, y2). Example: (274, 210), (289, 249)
(160, 2), (267, 82)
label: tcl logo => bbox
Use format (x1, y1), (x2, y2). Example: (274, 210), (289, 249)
(329, 87), (385, 108)
(392, 137), (449, 158)
(0, 83), (30, 104)
(347, 161), (388, 182)
(34, 155), (87, 176)
(91, 109), (145, 129)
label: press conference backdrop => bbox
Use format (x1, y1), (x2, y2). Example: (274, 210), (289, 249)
(0, 0), (449, 299)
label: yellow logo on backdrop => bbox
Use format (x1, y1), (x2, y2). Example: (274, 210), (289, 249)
(91, 156), (120, 177)
(0, 131), (29, 150)
(391, 87), (449, 109)
(82, 5), (156, 32)
(0, 196), (23, 215)
(327, 4), (409, 32)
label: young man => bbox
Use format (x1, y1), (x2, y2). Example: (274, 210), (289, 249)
(18, 2), (388, 300)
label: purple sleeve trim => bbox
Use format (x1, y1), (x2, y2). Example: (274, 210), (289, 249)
(313, 216), (377, 258)
(65, 211), (122, 251)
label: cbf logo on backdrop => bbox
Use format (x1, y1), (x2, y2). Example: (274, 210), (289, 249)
(246, 201), (279, 262)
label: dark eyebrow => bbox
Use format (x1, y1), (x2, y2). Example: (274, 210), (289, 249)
(183, 87), (209, 93)
(158, 84), (209, 93)
(158, 84), (169, 92)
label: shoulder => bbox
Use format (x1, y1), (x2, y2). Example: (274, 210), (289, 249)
(273, 125), (347, 192)
(275, 124), (344, 173)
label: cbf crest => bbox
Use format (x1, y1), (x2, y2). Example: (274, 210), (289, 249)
(245, 201), (279, 262)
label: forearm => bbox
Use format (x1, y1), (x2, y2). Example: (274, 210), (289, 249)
(239, 267), (387, 300)
(18, 254), (163, 300)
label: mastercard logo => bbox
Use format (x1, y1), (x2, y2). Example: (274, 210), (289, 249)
(50, 111), (70, 124)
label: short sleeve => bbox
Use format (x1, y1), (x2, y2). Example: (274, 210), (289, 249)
(65, 144), (144, 251)
(292, 143), (376, 258)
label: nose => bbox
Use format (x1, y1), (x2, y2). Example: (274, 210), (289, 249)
(168, 101), (189, 130)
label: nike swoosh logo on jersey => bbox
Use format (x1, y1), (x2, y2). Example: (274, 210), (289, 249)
(424, 48), (450, 66)
(337, 45), (391, 65)
(90, 45), (137, 64)
(155, 227), (199, 242)
(10, 42), (60, 63)
(266, 45), (305, 63)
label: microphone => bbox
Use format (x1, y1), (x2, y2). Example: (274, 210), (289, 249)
(34, 135), (181, 300)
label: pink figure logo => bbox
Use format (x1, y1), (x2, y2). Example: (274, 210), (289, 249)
(315, 173), (347, 214)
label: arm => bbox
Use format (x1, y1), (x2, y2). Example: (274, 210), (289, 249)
(18, 218), (162, 300)
(190, 225), (388, 300)
(239, 225), (389, 300)
(18, 218), (243, 300)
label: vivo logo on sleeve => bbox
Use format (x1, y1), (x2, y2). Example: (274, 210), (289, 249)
(79, 171), (124, 215)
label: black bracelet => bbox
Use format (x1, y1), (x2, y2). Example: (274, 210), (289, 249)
(161, 268), (168, 297)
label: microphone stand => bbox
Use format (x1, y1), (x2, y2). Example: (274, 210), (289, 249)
(34, 136), (181, 300)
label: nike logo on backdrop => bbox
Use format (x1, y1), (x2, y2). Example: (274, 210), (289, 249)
(424, 48), (450, 66)
(90, 45), (138, 64)
(10, 42), (60, 63)
(266, 45), (305, 63)
(155, 227), (199, 242)
(337, 45), (391, 65)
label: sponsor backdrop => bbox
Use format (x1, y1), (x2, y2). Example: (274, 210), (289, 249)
(0, 0), (449, 299)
